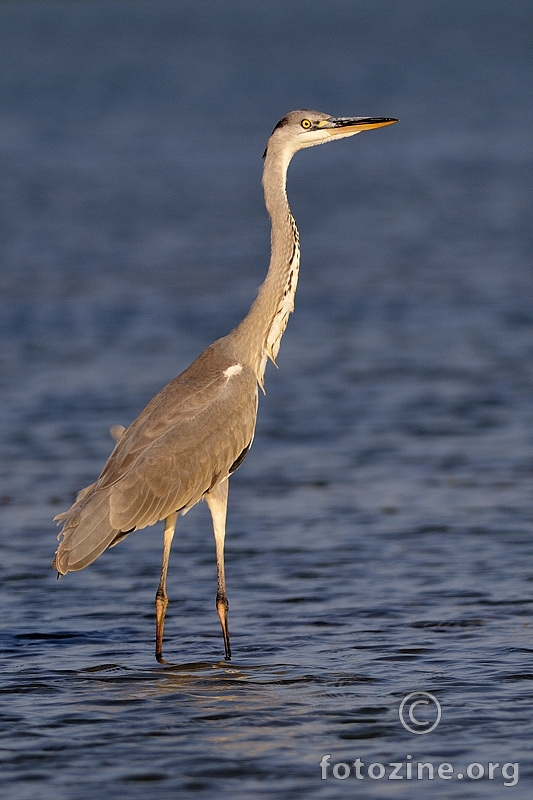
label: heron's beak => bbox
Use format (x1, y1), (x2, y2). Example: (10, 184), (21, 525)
(327, 116), (399, 135)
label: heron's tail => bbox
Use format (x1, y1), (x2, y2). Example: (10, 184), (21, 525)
(53, 487), (122, 574)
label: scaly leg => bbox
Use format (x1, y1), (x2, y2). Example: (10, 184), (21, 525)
(155, 511), (178, 663)
(205, 480), (231, 660)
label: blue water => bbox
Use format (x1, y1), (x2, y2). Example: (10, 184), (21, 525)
(1, 1), (533, 797)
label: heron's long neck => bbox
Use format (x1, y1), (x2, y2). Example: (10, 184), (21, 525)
(231, 145), (299, 388)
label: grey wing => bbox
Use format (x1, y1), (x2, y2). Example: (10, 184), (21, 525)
(54, 346), (258, 574)
(107, 364), (258, 530)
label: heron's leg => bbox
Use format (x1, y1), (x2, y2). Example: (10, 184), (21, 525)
(155, 511), (178, 664)
(205, 479), (231, 660)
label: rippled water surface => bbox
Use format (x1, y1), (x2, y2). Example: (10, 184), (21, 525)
(1, 1), (533, 797)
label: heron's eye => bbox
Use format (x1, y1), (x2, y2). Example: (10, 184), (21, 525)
(300, 119), (312, 129)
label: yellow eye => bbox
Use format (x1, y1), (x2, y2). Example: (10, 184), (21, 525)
(300, 118), (312, 129)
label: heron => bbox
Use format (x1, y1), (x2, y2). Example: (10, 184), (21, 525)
(53, 110), (398, 663)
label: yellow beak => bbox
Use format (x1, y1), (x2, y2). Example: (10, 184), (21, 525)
(327, 116), (399, 135)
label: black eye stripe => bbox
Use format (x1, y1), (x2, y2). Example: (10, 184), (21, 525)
(273, 115), (290, 132)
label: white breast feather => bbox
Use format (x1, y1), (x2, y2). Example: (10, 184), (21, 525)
(263, 216), (300, 371)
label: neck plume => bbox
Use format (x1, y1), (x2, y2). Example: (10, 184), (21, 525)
(230, 143), (300, 389)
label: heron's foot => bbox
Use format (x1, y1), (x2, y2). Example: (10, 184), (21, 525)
(155, 590), (169, 663)
(216, 595), (231, 661)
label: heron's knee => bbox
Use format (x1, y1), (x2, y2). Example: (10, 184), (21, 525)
(216, 594), (229, 613)
(156, 589), (169, 608)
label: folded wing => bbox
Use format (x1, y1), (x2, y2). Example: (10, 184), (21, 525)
(53, 344), (258, 574)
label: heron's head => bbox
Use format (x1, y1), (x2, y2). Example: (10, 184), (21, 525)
(264, 109), (398, 159)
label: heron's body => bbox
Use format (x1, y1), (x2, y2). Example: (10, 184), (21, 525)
(54, 110), (397, 662)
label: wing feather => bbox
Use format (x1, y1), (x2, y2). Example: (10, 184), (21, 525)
(54, 342), (258, 573)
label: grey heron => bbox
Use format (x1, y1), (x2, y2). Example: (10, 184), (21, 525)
(53, 110), (398, 662)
